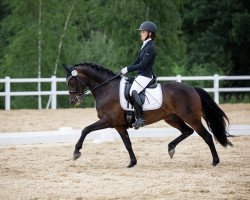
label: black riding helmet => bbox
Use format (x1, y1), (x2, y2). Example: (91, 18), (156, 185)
(138, 21), (157, 34)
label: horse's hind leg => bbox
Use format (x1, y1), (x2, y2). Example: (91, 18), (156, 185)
(191, 122), (220, 166)
(165, 114), (194, 159)
(115, 127), (137, 168)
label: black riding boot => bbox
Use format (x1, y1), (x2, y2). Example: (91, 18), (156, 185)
(131, 90), (145, 129)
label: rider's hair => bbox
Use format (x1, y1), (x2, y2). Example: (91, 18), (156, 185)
(150, 33), (156, 40)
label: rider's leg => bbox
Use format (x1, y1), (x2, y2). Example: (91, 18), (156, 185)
(129, 75), (152, 129)
(131, 90), (144, 129)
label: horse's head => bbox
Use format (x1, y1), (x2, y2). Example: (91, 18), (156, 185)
(63, 64), (88, 105)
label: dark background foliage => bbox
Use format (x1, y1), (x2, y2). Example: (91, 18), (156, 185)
(0, 0), (249, 108)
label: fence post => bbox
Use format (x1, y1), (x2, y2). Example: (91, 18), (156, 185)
(5, 76), (11, 110)
(214, 74), (219, 104)
(51, 76), (57, 109)
(176, 75), (182, 83)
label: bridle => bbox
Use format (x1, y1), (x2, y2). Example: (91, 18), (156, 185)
(66, 69), (121, 96)
(66, 73), (88, 96)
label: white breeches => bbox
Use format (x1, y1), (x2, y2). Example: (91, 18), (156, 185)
(129, 75), (152, 96)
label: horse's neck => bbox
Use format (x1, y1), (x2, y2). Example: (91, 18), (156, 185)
(86, 69), (112, 88)
(83, 67), (118, 95)
(91, 76), (120, 104)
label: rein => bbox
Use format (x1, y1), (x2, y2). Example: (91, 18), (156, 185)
(67, 72), (121, 95)
(88, 73), (121, 92)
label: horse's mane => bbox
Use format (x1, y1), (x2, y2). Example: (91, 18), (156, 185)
(75, 62), (116, 76)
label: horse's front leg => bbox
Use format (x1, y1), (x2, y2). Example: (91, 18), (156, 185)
(115, 127), (137, 168)
(73, 119), (110, 160)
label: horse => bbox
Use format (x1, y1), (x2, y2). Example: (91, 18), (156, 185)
(63, 62), (232, 168)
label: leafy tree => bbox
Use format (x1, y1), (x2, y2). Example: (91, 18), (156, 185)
(181, 0), (250, 76)
(2, 0), (231, 108)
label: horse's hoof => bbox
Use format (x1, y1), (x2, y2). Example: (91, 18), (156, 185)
(73, 152), (81, 160)
(226, 133), (235, 137)
(212, 158), (220, 166)
(168, 149), (175, 159)
(127, 162), (137, 168)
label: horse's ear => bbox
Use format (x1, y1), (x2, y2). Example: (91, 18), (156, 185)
(62, 64), (71, 73)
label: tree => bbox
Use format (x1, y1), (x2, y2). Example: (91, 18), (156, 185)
(181, 0), (250, 76)
(0, 0), (188, 108)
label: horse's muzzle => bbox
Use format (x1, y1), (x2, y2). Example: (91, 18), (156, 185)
(69, 95), (78, 105)
(70, 93), (83, 106)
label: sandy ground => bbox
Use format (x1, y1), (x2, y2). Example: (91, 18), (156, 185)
(0, 104), (249, 199)
(0, 137), (249, 200)
(0, 104), (250, 133)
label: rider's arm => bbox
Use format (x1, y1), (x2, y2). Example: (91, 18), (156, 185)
(130, 54), (140, 66)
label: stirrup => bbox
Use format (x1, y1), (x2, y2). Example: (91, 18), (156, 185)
(132, 118), (145, 130)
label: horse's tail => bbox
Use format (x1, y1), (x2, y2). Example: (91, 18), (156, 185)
(194, 87), (233, 147)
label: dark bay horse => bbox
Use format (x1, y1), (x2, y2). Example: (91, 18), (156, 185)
(63, 62), (232, 168)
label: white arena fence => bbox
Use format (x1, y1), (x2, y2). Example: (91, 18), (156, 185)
(0, 74), (249, 110)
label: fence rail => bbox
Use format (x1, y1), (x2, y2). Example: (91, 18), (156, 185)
(0, 74), (249, 110)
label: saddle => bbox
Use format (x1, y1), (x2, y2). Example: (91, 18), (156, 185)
(124, 76), (158, 106)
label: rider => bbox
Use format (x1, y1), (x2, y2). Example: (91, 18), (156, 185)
(120, 21), (157, 129)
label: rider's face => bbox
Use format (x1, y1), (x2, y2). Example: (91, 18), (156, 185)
(140, 30), (151, 41)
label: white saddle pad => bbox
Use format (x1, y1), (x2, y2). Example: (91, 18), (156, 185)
(119, 77), (163, 111)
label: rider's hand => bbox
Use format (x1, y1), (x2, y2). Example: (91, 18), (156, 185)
(120, 67), (128, 75)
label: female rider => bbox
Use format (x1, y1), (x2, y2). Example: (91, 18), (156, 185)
(120, 21), (157, 129)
